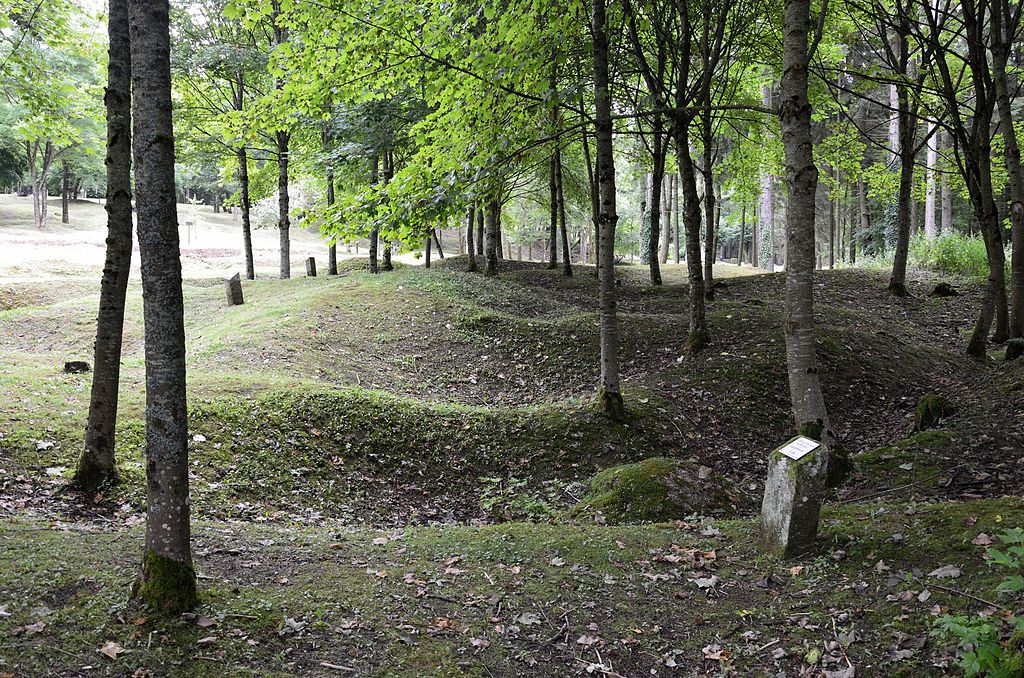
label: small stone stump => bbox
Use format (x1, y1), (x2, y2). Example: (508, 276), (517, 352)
(225, 272), (244, 306)
(306, 257), (317, 277)
(63, 361), (90, 374)
(759, 436), (827, 558)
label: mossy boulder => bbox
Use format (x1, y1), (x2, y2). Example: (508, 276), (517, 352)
(914, 394), (956, 431)
(572, 457), (745, 524)
(929, 282), (959, 297)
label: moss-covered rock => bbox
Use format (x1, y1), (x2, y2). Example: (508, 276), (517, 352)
(854, 430), (952, 487)
(572, 457), (745, 524)
(914, 394), (956, 431)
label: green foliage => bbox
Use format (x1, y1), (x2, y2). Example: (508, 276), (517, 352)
(933, 529), (1024, 677)
(909, 234), (1008, 280)
(478, 476), (563, 522)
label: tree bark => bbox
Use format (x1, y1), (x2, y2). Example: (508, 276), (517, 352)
(238, 147), (254, 279)
(61, 160), (70, 224)
(276, 129), (290, 279)
(924, 122), (938, 240)
(484, 197), (499, 276)
(548, 153), (558, 268)
(940, 131), (952, 236)
(466, 204), (477, 272)
(555, 145), (572, 276)
(127, 0), (196, 612)
(739, 203), (746, 266)
(701, 138), (716, 297)
(648, 126), (665, 284)
(77, 0), (132, 493)
(382, 150), (394, 272)
(326, 163), (337, 275)
(779, 0), (841, 483)
(592, 0), (624, 420)
(993, 0), (1024, 359)
(676, 124), (711, 350)
(369, 154), (379, 273)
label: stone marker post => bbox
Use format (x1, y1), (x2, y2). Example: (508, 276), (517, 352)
(306, 257), (317, 277)
(225, 272), (244, 306)
(758, 435), (826, 558)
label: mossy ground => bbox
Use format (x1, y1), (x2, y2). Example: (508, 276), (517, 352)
(1, 498), (1020, 676)
(2, 214), (1023, 676)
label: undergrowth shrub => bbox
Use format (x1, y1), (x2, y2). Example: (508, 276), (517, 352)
(933, 528), (1024, 676)
(910, 233), (1009, 280)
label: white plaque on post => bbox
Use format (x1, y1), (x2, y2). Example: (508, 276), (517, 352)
(759, 435), (827, 558)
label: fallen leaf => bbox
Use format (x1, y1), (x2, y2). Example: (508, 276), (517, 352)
(927, 565), (961, 579)
(196, 616), (215, 628)
(971, 533), (993, 546)
(99, 640), (124, 660)
(196, 636), (218, 645)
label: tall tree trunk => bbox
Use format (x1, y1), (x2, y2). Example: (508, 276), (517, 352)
(548, 153), (558, 268)
(648, 124), (665, 284)
(702, 138), (716, 298)
(424, 231), (432, 268)
(739, 203), (746, 266)
(673, 173), (681, 264)
(888, 82), (915, 297)
(466, 205), (477, 272)
(924, 122), (938, 239)
(476, 201), (484, 256)
(856, 175), (870, 263)
(779, 0), (840, 482)
(77, 0), (132, 493)
(484, 197), (499, 276)
(993, 2), (1024, 359)
(940, 131), (952, 236)
(555, 145), (572, 276)
(276, 130), (290, 279)
(592, 0), (624, 420)
(432, 229), (445, 258)
(382, 150), (394, 272)
(128, 0), (196, 612)
(369, 154), (379, 273)
(676, 124), (711, 351)
(237, 147), (254, 279)
(61, 160), (70, 224)
(326, 163), (337, 275)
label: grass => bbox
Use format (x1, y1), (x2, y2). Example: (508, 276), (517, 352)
(1, 498), (1020, 676)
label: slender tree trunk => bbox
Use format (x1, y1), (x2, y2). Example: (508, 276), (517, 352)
(238, 147), (254, 279)
(128, 0), (196, 612)
(466, 205), (477, 272)
(648, 127), (665, 285)
(548, 153), (558, 268)
(369, 154), (379, 273)
(924, 122), (938, 239)
(77, 0), (132, 493)
(432, 229), (444, 258)
(476, 201), (484, 256)
(592, 0), (624, 420)
(779, 0), (840, 485)
(941, 131), (952, 236)
(326, 163), (337, 275)
(555, 145), (572, 276)
(993, 6), (1024, 359)
(888, 71), (914, 296)
(424, 232), (432, 268)
(676, 124), (710, 351)
(673, 174), (681, 264)
(702, 139), (716, 298)
(382, 150), (394, 272)
(484, 197), (499, 276)
(61, 160), (70, 224)
(276, 130), (290, 279)
(739, 203), (746, 266)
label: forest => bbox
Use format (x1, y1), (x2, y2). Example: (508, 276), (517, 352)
(0, 0), (1023, 675)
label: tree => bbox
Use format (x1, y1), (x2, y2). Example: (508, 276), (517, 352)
(129, 0), (196, 612)
(592, 0), (625, 420)
(75, 0), (132, 494)
(779, 0), (841, 477)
